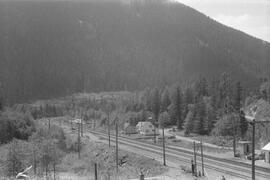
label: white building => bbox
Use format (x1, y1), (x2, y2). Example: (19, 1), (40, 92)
(262, 142), (270, 164)
(136, 121), (158, 135)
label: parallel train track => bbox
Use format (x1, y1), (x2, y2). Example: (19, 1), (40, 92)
(87, 129), (270, 180)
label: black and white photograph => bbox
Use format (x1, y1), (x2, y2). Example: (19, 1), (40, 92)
(0, 0), (270, 179)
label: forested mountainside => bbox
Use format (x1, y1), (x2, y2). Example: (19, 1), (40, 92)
(0, 0), (270, 103)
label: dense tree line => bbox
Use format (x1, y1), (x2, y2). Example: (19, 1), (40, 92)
(134, 73), (249, 140)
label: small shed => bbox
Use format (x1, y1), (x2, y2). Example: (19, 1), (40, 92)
(238, 141), (251, 156)
(123, 122), (137, 135)
(262, 142), (270, 163)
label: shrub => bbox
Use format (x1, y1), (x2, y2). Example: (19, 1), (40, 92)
(0, 111), (35, 144)
(64, 134), (78, 152)
(30, 125), (67, 151)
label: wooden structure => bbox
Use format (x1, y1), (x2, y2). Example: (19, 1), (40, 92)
(238, 140), (251, 156)
(262, 142), (270, 164)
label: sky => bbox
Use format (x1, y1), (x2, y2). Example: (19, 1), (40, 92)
(175, 0), (270, 42)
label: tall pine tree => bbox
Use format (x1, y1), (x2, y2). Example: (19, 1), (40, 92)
(234, 81), (242, 112)
(184, 104), (195, 136)
(239, 110), (248, 139)
(160, 88), (171, 112)
(150, 87), (160, 124)
(172, 86), (183, 130)
(183, 87), (193, 120)
(193, 97), (207, 135)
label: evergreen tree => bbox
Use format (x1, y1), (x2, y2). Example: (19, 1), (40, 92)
(184, 87), (194, 105)
(195, 77), (208, 98)
(203, 97), (216, 135)
(260, 80), (270, 103)
(158, 111), (170, 128)
(184, 104), (195, 136)
(193, 97), (207, 135)
(239, 110), (248, 139)
(218, 72), (233, 110)
(150, 87), (160, 124)
(209, 79), (219, 108)
(144, 88), (152, 112)
(234, 81), (242, 112)
(183, 87), (193, 120)
(160, 88), (171, 112)
(224, 96), (234, 114)
(170, 86), (183, 130)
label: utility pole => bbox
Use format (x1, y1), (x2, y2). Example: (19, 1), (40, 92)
(108, 114), (111, 148)
(93, 110), (96, 131)
(200, 139), (204, 176)
(162, 127), (166, 166)
(81, 112), (83, 137)
(94, 163), (98, 180)
(94, 118), (96, 131)
(115, 119), (119, 173)
(233, 132), (236, 157)
(48, 118), (51, 130)
(251, 120), (255, 180)
(153, 126), (156, 144)
(233, 114), (237, 157)
(33, 148), (37, 175)
(193, 141), (197, 176)
(78, 123), (81, 159)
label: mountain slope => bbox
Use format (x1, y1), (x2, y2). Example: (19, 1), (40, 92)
(0, 0), (269, 103)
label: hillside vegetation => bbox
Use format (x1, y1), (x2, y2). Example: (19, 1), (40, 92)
(0, 0), (269, 104)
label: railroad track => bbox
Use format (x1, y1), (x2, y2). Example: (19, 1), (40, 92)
(87, 129), (270, 180)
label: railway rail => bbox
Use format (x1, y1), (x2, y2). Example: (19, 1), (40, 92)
(87, 129), (270, 180)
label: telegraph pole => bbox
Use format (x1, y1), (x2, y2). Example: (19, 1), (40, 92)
(233, 113), (237, 157)
(115, 119), (119, 173)
(162, 127), (166, 166)
(48, 118), (51, 130)
(81, 112), (83, 137)
(94, 118), (96, 131)
(153, 125), (156, 143)
(251, 120), (255, 180)
(200, 139), (204, 176)
(78, 123), (81, 159)
(245, 114), (256, 180)
(193, 141), (197, 176)
(108, 114), (111, 148)
(93, 110), (96, 131)
(94, 163), (98, 180)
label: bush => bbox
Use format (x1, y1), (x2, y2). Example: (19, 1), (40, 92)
(64, 134), (78, 152)
(212, 113), (240, 137)
(0, 111), (35, 144)
(30, 125), (67, 151)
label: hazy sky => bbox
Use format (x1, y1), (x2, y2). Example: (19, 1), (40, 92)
(175, 0), (270, 42)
